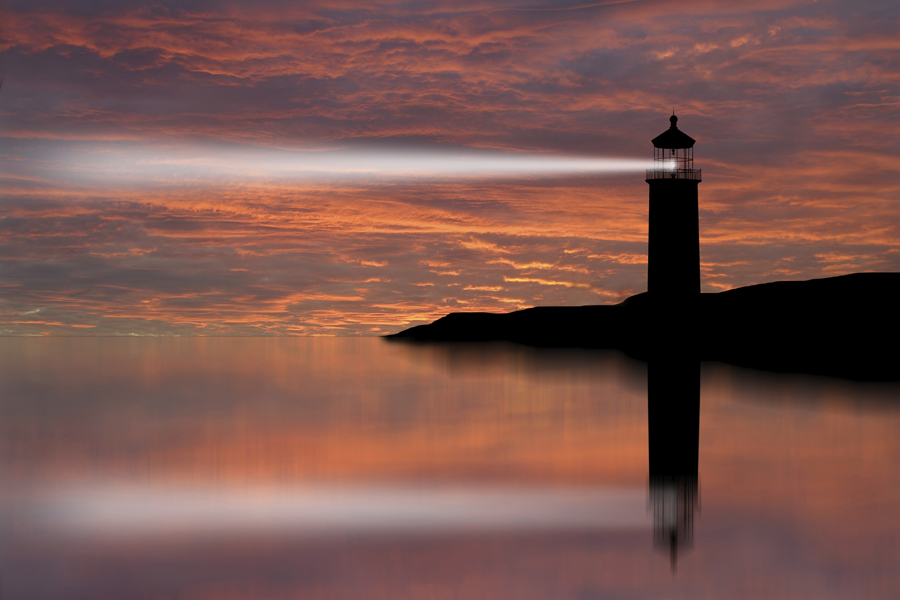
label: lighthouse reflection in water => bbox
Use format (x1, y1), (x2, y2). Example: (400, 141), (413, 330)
(647, 352), (700, 569)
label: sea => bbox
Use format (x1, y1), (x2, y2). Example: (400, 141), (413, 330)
(1, 337), (898, 599)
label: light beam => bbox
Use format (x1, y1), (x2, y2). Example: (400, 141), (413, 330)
(25, 142), (657, 184)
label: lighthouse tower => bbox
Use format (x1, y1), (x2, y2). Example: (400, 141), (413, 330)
(646, 114), (701, 306)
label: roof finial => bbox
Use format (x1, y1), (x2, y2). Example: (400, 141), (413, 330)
(670, 111), (678, 127)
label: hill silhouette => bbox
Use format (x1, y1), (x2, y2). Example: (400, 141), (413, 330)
(388, 273), (900, 381)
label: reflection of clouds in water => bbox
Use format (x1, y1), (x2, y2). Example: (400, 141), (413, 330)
(0, 340), (898, 597)
(0, 338), (651, 485)
(703, 362), (900, 411)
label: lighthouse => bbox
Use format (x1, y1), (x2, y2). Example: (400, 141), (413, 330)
(645, 114), (702, 569)
(646, 114), (701, 307)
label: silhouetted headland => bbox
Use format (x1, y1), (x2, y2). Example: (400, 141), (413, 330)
(388, 272), (900, 381)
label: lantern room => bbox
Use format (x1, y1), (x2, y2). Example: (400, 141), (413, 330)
(646, 114), (701, 181)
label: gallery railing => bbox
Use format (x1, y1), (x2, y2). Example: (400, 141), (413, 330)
(645, 169), (702, 181)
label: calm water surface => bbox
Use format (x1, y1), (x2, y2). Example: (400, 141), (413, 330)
(0, 338), (898, 599)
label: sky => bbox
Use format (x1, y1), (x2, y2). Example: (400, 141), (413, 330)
(1, 0), (898, 335)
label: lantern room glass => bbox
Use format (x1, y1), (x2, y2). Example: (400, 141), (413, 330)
(647, 146), (700, 181)
(654, 146), (693, 173)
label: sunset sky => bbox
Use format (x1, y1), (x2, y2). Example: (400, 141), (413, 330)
(2, 0), (898, 335)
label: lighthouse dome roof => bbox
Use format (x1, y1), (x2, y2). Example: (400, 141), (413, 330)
(652, 115), (695, 149)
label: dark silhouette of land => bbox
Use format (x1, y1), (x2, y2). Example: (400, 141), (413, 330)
(388, 272), (900, 381)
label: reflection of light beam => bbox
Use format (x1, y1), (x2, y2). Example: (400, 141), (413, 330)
(42, 143), (656, 183)
(18, 484), (648, 536)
